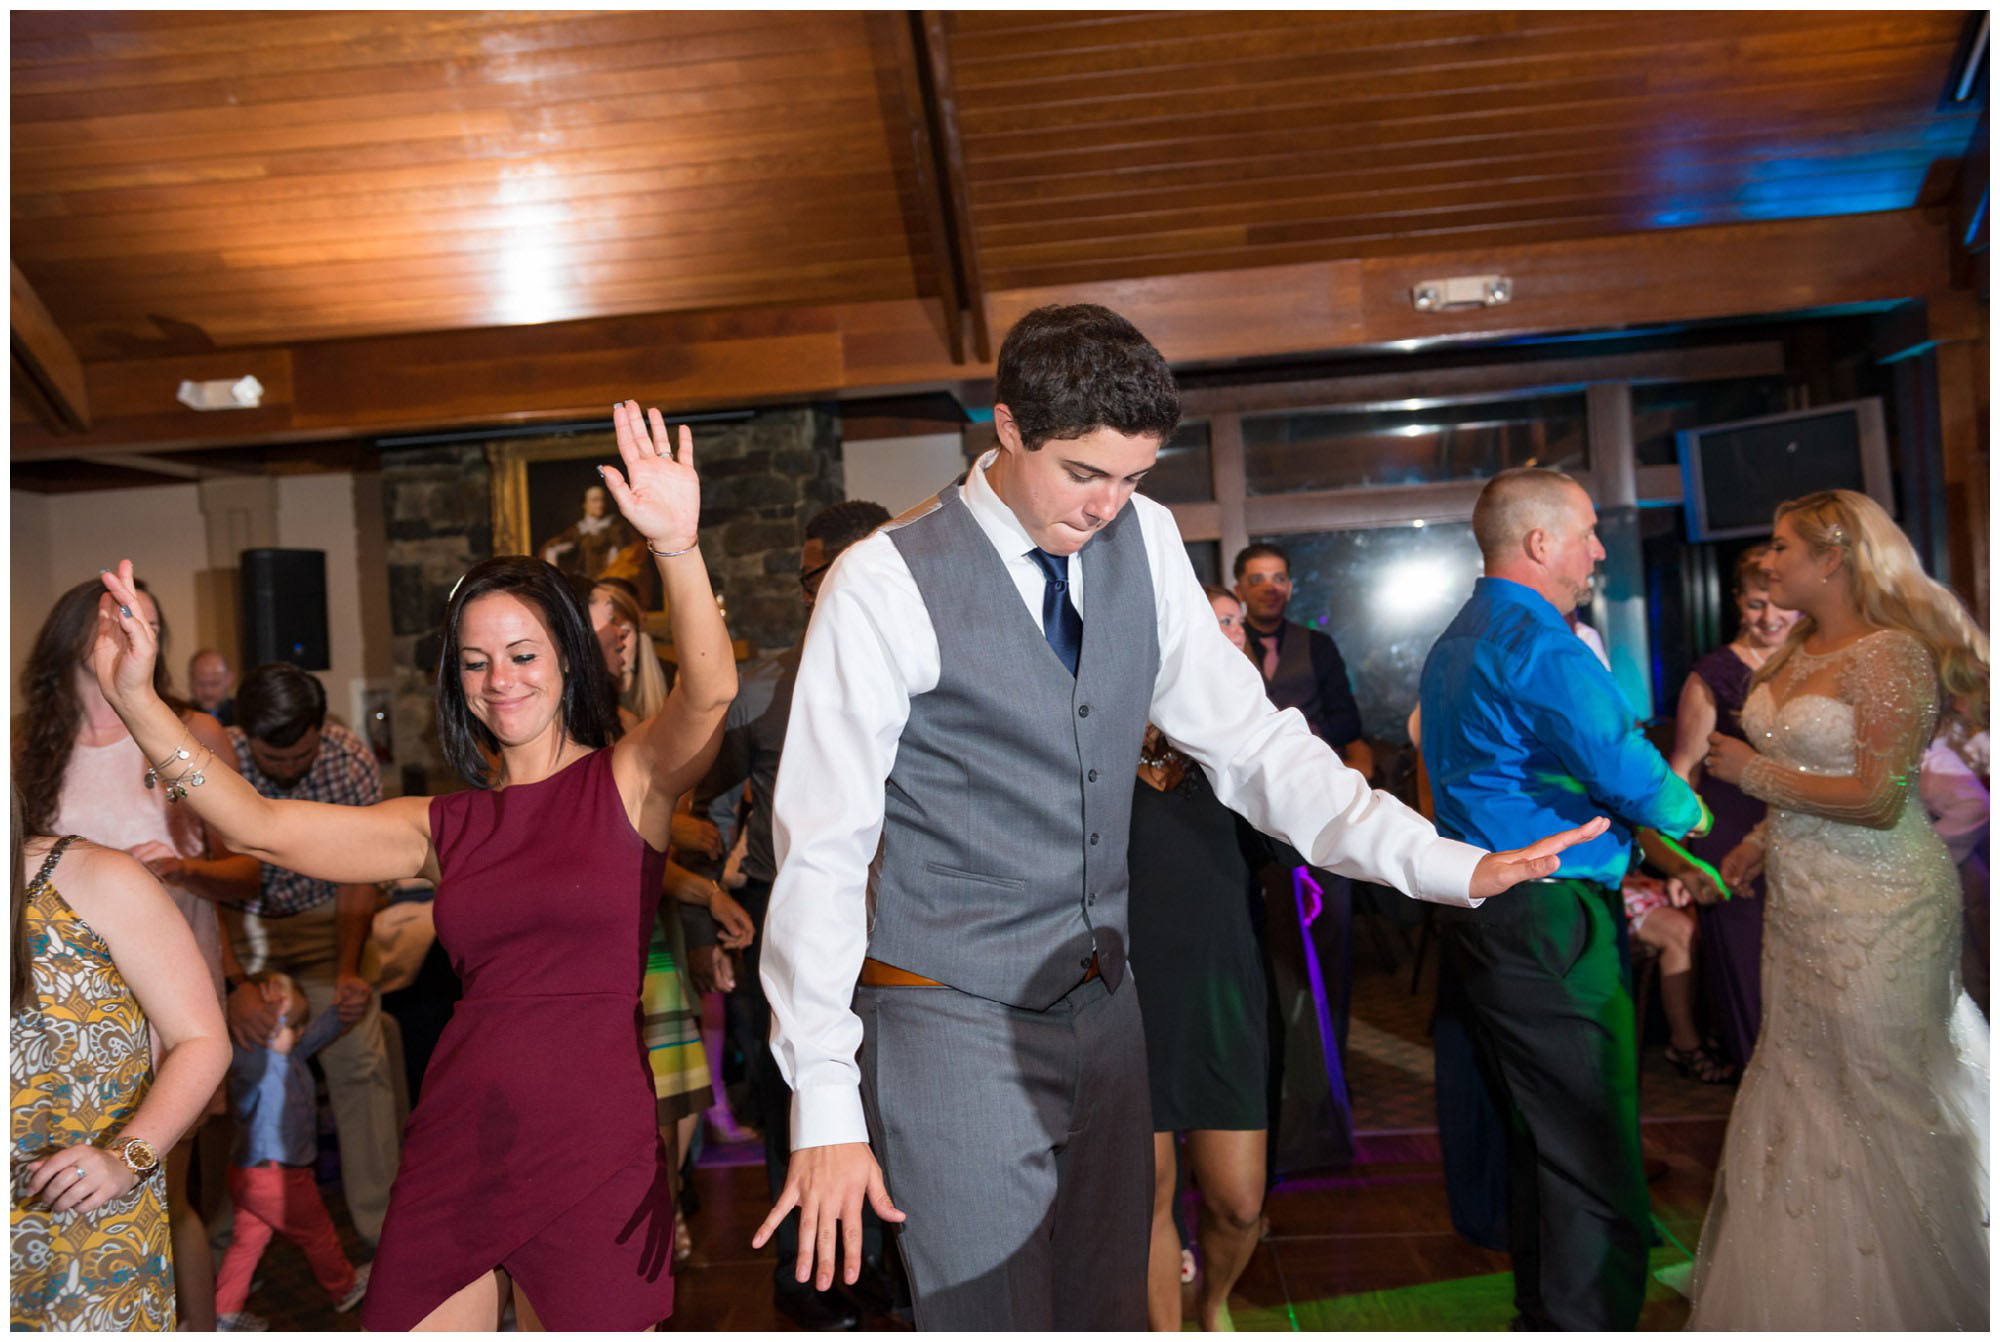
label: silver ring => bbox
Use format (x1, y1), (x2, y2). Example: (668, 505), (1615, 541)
(68, 1167), (84, 1181)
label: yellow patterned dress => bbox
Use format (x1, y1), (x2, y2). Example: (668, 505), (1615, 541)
(11, 836), (175, 1331)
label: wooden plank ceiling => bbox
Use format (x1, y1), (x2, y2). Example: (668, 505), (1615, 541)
(942, 9), (1981, 286)
(8, 9), (1986, 463)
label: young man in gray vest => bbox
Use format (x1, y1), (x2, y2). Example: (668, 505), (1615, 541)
(754, 304), (1605, 1329)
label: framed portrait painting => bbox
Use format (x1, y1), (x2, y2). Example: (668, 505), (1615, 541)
(488, 431), (666, 631)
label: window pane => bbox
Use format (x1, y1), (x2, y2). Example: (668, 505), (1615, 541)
(1631, 378), (1789, 468)
(1138, 420), (1213, 504)
(1251, 521), (1484, 747)
(1183, 539), (1220, 587)
(1243, 394), (1588, 495)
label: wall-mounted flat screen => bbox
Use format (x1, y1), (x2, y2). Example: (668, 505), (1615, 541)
(1676, 398), (1892, 541)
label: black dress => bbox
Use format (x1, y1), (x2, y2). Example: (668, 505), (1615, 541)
(1127, 764), (1271, 1132)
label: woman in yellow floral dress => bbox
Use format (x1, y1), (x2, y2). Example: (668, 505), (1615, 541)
(11, 814), (229, 1331)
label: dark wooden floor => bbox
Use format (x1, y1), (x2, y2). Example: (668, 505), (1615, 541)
(668, 1115), (1722, 1332)
(232, 945), (1735, 1331)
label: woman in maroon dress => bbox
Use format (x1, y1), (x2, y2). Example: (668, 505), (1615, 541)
(1666, 545), (1800, 1069)
(89, 402), (736, 1331)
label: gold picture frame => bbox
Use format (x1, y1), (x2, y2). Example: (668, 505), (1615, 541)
(486, 430), (672, 636)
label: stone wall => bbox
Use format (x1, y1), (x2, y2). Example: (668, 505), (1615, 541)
(380, 443), (492, 796)
(379, 405), (840, 793)
(697, 405), (844, 653)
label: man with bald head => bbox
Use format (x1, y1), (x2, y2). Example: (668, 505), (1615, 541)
(1418, 467), (1708, 1331)
(188, 648), (235, 726)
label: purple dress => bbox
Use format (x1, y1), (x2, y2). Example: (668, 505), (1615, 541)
(361, 749), (676, 1330)
(1686, 646), (1766, 1067)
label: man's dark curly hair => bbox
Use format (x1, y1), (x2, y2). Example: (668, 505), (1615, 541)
(994, 304), (1181, 451)
(804, 499), (893, 560)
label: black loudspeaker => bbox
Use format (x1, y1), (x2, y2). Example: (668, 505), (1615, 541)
(240, 548), (330, 670)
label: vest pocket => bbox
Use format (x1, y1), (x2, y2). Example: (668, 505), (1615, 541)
(922, 860), (1026, 892)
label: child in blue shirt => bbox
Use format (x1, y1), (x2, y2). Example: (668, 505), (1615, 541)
(214, 971), (369, 1330)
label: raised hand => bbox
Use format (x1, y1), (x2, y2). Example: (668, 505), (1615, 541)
(1467, 815), (1612, 899)
(92, 561), (160, 713)
(600, 400), (700, 555)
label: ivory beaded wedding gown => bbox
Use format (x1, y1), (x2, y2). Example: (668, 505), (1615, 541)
(1687, 629), (1989, 1330)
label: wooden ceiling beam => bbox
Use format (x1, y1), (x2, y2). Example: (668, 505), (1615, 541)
(1948, 104), (1988, 291)
(11, 262), (91, 431)
(9, 209), (1954, 461)
(919, 11), (991, 362)
(881, 11), (964, 364)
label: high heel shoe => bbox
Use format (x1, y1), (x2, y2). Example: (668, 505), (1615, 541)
(1664, 1042), (1738, 1084)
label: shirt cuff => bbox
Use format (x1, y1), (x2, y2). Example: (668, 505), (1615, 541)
(789, 1083), (872, 1151)
(1414, 837), (1489, 907)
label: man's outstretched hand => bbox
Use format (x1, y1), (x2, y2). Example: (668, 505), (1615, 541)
(752, 1142), (905, 1291)
(1468, 816), (1611, 899)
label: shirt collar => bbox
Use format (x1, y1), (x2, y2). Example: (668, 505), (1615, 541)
(1477, 575), (1572, 631)
(1247, 618), (1286, 650)
(963, 448), (1049, 564)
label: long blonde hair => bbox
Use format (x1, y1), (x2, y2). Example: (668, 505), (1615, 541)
(595, 580), (667, 720)
(1753, 489), (1989, 725)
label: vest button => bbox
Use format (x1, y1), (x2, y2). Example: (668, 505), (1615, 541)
(1082, 956), (1093, 968)
(1089, 832), (1099, 845)
(1087, 769), (1099, 782)
(1077, 704), (1090, 717)
(1087, 893), (1097, 905)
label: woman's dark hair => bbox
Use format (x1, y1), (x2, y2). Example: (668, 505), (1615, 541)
(435, 556), (619, 788)
(994, 303), (1181, 450)
(15, 576), (180, 837)
(12, 789), (32, 1015)
(235, 662), (329, 748)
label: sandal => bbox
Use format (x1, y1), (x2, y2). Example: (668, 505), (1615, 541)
(1664, 1042), (1739, 1085)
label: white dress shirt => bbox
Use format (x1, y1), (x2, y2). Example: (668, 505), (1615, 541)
(762, 451), (1488, 1150)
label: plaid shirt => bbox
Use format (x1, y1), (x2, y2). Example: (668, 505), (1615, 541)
(227, 720), (382, 918)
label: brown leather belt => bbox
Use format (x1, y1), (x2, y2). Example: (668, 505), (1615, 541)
(858, 955), (1101, 989)
(858, 958), (946, 988)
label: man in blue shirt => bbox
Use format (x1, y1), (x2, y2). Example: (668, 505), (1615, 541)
(1419, 467), (1707, 1331)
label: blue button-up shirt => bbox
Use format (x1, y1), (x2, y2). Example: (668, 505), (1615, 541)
(1419, 577), (1703, 887)
(225, 1007), (343, 1167)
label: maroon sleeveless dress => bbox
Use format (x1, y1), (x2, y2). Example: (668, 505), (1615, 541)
(359, 749), (675, 1330)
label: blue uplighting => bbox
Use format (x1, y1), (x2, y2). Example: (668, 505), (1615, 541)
(1637, 116), (1984, 231)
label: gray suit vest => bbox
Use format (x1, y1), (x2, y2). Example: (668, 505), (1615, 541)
(870, 483), (1160, 1010)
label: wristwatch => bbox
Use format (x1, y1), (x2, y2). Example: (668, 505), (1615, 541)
(117, 1137), (161, 1179)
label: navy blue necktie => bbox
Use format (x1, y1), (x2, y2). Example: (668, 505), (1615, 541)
(1028, 547), (1083, 677)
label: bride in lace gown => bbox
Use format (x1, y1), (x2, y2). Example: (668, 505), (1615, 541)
(1687, 490), (1989, 1331)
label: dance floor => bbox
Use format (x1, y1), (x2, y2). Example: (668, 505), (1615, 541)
(237, 944), (1735, 1331)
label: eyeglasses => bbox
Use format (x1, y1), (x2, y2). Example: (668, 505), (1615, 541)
(799, 562), (834, 595)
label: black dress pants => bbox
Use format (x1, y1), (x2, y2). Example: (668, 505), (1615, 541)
(1436, 878), (1648, 1331)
